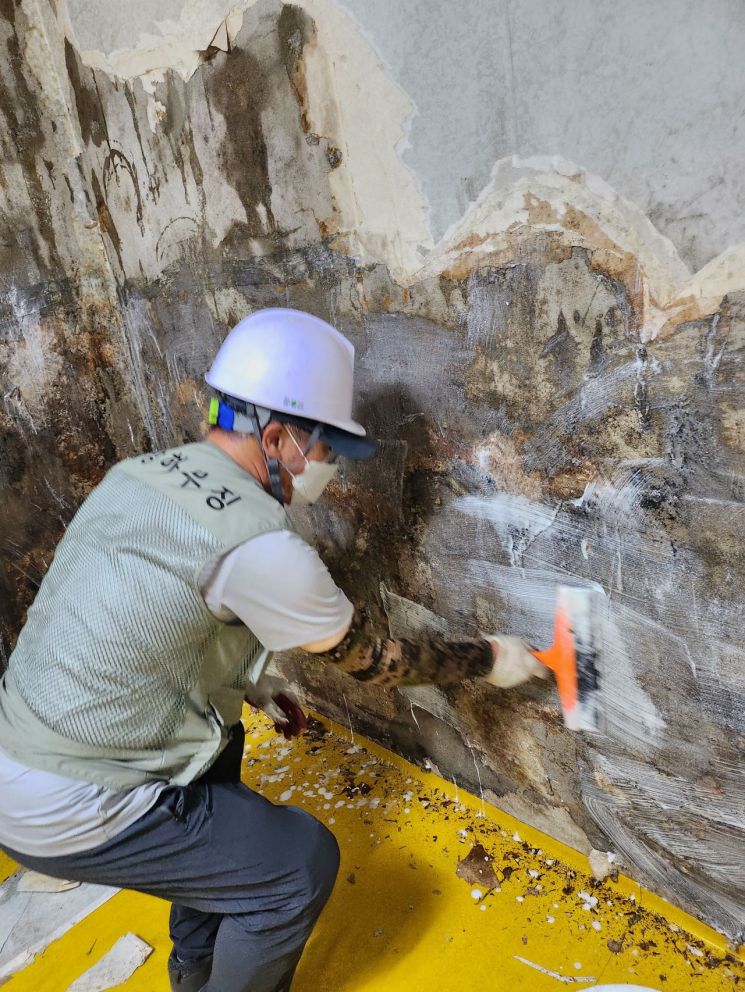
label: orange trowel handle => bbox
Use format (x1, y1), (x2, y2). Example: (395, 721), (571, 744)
(531, 599), (578, 721)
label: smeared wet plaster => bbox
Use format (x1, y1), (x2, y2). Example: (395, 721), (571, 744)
(449, 498), (666, 747)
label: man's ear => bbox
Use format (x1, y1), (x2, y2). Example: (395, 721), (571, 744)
(261, 420), (284, 459)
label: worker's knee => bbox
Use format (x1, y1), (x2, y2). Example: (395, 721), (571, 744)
(310, 820), (340, 904)
(290, 814), (339, 912)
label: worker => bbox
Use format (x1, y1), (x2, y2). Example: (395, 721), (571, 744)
(0, 308), (546, 992)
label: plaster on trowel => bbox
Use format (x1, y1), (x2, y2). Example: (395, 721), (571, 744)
(530, 584), (605, 732)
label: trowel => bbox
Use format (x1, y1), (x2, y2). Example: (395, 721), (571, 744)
(530, 584), (605, 732)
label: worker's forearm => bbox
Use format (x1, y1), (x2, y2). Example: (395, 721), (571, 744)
(316, 610), (493, 688)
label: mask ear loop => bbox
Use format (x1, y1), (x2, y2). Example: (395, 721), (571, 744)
(287, 423), (323, 460)
(249, 406), (285, 505)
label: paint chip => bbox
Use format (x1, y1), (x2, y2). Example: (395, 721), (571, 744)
(455, 844), (499, 893)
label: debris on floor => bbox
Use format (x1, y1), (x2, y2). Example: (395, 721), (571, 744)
(455, 843), (500, 894)
(66, 933), (153, 991)
(0, 708), (743, 991)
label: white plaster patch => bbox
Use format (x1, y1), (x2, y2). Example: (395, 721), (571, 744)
(65, 0), (255, 80)
(6, 320), (65, 426)
(446, 501), (667, 749)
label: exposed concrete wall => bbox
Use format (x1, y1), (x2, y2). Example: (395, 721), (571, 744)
(1, 0), (744, 944)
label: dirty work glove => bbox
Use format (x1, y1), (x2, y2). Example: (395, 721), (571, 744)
(245, 676), (308, 740)
(482, 635), (549, 688)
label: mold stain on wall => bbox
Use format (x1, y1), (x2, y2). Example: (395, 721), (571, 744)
(0, 0), (744, 948)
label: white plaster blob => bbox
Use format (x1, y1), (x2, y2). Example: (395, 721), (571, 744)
(67, 933), (153, 991)
(588, 849), (617, 881)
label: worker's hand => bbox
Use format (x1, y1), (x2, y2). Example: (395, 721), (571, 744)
(246, 677), (308, 739)
(483, 635), (549, 688)
(270, 693), (308, 739)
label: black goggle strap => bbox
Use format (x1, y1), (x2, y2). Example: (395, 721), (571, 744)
(305, 424), (323, 456)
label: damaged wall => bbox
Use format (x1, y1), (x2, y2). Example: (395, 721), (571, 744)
(1, 0), (744, 946)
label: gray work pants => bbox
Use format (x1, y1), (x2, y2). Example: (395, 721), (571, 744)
(0, 724), (340, 992)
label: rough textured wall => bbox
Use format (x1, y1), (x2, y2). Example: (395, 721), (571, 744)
(1, 0), (744, 944)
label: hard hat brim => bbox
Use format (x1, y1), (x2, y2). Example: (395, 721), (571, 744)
(317, 423), (378, 460)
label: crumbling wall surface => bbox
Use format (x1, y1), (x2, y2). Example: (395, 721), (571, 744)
(0, 0), (137, 652)
(1, 0), (744, 945)
(0, 0), (344, 651)
(279, 264), (745, 944)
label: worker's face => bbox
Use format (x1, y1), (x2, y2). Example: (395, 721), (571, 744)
(262, 422), (333, 504)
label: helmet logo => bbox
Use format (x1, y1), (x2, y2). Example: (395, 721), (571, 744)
(284, 396), (305, 411)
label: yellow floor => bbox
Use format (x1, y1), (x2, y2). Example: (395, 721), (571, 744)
(3, 709), (743, 991)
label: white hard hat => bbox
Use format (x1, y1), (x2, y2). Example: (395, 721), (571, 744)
(206, 308), (375, 459)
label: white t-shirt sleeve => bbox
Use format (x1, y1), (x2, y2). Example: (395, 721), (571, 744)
(200, 530), (354, 652)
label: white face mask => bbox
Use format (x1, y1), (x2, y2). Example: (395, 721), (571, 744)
(284, 431), (339, 505)
(288, 459), (339, 505)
